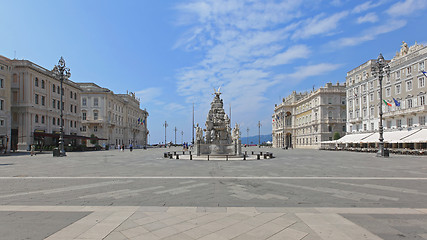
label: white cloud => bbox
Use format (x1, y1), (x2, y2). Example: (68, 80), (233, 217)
(283, 63), (342, 82)
(135, 87), (164, 105)
(386, 0), (427, 17)
(329, 19), (407, 47)
(352, 1), (384, 14)
(291, 11), (349, 39)
(252, 45), (310, 68)
(357, 12), (378, 24)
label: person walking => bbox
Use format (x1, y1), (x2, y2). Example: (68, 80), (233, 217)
(129, 143), (133, 152)
(30, 144), (36, 156)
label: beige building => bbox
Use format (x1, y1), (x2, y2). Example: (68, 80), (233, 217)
(78, 83), (148, 149)
(0, 56), (12, 152)
(273, 82), (346, 149)
(0, 55), (82, 151)
(346, 41), (426, 135)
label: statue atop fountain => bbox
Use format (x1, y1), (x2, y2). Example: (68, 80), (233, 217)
(196, 88), (241, 156)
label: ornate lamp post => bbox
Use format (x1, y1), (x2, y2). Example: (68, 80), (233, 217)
(371, 53), (390, 157)
(53, 57), (71, 157)
(257, 121), (262, 147)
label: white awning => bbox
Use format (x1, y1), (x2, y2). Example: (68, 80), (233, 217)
(399, 129), (427, 143)
(360, 129), (420, 143)
(335, 133), (374, 143)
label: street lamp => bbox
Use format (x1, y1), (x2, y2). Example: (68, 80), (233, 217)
(53, 57), (71, 157)
(257, 121), (262, 147)
(246, 127), (249, 145)
(371, 53), (390, 157)
(163, 121), (168, 148)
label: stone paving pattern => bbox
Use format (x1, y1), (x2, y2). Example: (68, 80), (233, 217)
(0, 147), (426, 239)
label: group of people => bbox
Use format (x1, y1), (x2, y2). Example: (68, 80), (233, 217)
(182, 142), (192, 150)
(117, 144), (133, 151)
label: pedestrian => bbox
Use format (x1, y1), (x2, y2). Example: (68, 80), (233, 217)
(30, 144), (36, 156)
(121, 144), (124, 151)
(129, 143), (133, 152)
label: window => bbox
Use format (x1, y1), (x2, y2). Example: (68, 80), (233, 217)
(396, 84), (401, 94)
(57, 86), (60, 93)
(363, 124), (367, 131)
(93, 126), (98, 132)
(52, 99), (55, 108)
(328, 111), (332, 120)
(370, 93), (374, 101)
(363, 109), (367, 117)
(419, 62), (425, 71)
(0, 119), (3, 126)
(94, 111), (98, 120)
(328, 125), (332, 132)
(387, 120), (391, 128)
(396, 70), (401, 79)
(57, 101), (60, 109)
(41, 96), (45, 106)
(386, 87), (391, 97)
(82, 112), (87, 120)
(406, 66), (412, 75)
(53, 117), (55, 125)
(74, 105), (77, 113)
(41, 80), (45, 89)
(61, 101), (64, 110)
(0, 99), (3, 110)
(420, 95), (425, 106)
(0, 78), (3, 88)
(57, 118), (60, 125)
(369, 81), (374, 89)
(74, 121), (76, 128)
(53, 84), (56, 92)
(35, 77), (39, 87)
(396, 119), (402, 128)
(82, 126), (86, 132)
(370, 107), (374, 116)
(82, 98), (87, 106)
(74, 93), (77, 99)
(35, 114), (38, 123)
(94, 98), (99, 106)
(407, 117), (413, 127)
(407, 99), (413, 108)
(419, 77), (425, 88)
(420, 116), (426, 125)
(70, 91), (73, 98)
(41, 115), (45, 124)
(70, 104), (73, 112)
(35, 94), (39, 104)
(70, 121), (73, 127)
(328, 98), (332, 104)
(406, 80), (412, 91)
(363, 96), (367, 104)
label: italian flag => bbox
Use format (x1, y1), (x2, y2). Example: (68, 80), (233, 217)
(383, 100), (392, 106)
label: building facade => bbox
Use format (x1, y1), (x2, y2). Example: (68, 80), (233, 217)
(0, 56), (12, 152)
(79, 83), (148, 149)
(346, 41), (426, 134)
(273, 82), (346, 149)
(0, 55), (82, 151)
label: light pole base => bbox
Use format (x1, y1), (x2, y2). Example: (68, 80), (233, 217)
(376, 148), (389, 157)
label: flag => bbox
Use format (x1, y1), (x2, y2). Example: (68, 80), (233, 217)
(137, 118), (140, 123)
(383, 99), (392, 107)
(142, 120), (145, 125)
(422, 71), (427, 78)
(393, 97), (400, 107)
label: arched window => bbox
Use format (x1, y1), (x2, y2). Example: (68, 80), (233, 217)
(53, 84), (56, 92)
(41, 80), (45, 89)
(41, 115), (45, 124)
(35, 114), (39, 123)
(35, 77), (39, 87)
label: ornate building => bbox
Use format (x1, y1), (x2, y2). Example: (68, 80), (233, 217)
(0, 56), (12, 152)
(78, 83), (148, 148)
(272, 82), (346, 149)
(0, 55), (82, 151)
(346, 41), (426, 134)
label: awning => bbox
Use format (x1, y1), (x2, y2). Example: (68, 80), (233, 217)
(360, 129), (420, 143)
(399, 129), (427, 143)
(33, 132), (107, 141)
(335, 133), (374, 143)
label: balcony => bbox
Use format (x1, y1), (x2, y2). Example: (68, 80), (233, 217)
(383, 105), (427, 118)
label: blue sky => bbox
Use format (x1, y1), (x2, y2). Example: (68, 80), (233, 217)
(1, 0), (427, 144)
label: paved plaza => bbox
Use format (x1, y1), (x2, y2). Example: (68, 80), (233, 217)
(0, 147), (427, 239)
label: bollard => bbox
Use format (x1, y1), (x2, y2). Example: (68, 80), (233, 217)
(251, 151), (254, 155)
(174, 151), (176, 156)
(257, 154), (260, 160)
(190, 154), (192, 160)
(176, 154), (179, 159)
(226, 155), (228, 161)
(183, 151), (185, 155)
(243, 154), (246, 160)
(164, 152), (168, 158)
(260, 151), (262, 155)
(207, 155), (209, 161)
(264, 154), (267, 159)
